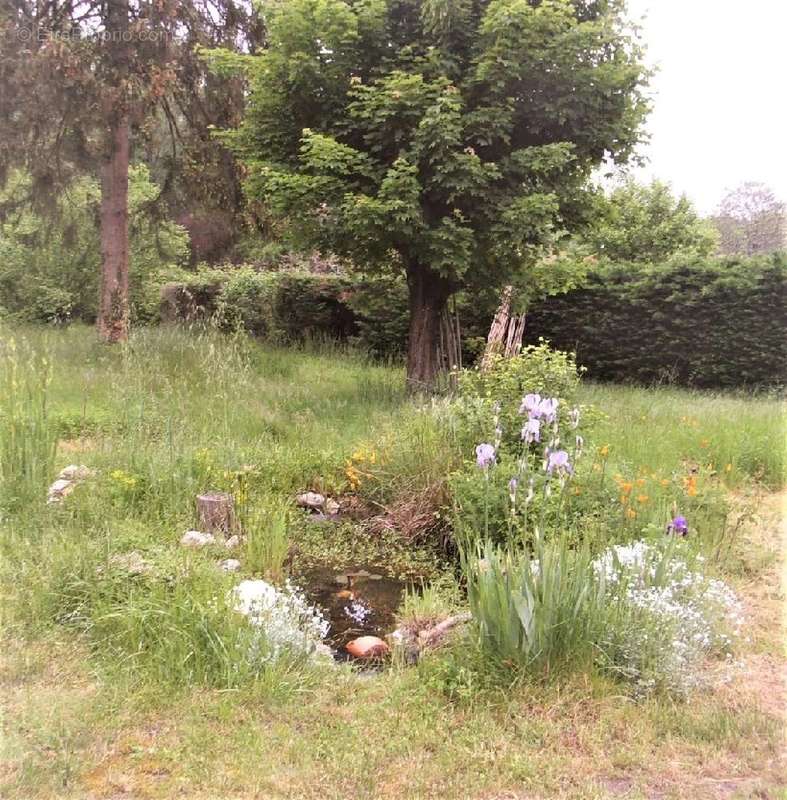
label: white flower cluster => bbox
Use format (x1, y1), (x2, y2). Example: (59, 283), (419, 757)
(231, 579), (330, 664)
(594, 541), (744, 696)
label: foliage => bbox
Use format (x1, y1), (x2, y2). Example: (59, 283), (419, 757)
(462, 535), (605, 673)
(594, 540), (743, 696)
(226, 0), (649, 386)
(524, 253), (787, 388)
(0, 168), (189, 323)
(586, 178), (718, 263)
(457, 343), (584, 452)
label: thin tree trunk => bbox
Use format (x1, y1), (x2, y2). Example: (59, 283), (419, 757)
(97, 117), (130, 342)
(406, 264), (451, 394)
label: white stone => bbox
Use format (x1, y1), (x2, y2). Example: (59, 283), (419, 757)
(180, 530), (215, 548)
(47, 479), (74, 504)
(219, 558), (242, 573)
(58, 464), (94, 481)
(296, 491), (325, 510)
(225, 534), (241, 549)
(324, 498), (340, 515)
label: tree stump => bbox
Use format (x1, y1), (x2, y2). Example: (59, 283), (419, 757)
(196, 492), (236, 536)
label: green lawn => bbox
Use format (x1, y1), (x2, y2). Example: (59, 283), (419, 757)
(0, 324), (784, 799)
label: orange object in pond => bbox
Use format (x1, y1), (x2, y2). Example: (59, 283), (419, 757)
(335, 590), (355, 599)
(345, 636), (390, 659)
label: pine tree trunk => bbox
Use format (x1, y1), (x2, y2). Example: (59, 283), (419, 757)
(97, 0), (130, 343)
(97, 118), (130, 342)
(406, 264), (451, 394)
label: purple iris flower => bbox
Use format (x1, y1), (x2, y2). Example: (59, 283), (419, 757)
(546, 450), (572, 475)
(475, 443), (496, 469)
(508, 477), (518, 502)
(667, 515), (689, 536)
(538, 397), (559, 424)
(519, 393), (542, 416)
(522, 417), (541, 444)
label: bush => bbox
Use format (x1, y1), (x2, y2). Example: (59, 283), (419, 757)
(523, 254), (787, 388)
(461, 536), (743, 695)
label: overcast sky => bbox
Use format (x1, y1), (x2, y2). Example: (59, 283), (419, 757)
(623, 0), (786, 215)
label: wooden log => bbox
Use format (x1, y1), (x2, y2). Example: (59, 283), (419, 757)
(481, 285), (513, 371)
(196, 492), (236, 536)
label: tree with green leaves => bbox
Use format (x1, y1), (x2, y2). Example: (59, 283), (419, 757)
(586, 178), (717, 263)
(0, 1), (262, 340)
(228, 0), (649, 390)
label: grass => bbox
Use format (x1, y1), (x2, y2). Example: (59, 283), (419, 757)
(0, 323), (784, 798)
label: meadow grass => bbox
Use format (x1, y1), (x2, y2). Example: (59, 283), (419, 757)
(0, 323), (784, 798)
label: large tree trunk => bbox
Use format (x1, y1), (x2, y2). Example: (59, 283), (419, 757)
(97, 0), (130, 343)
(97, 117), (130, 342)
(405, 264), (451, 394)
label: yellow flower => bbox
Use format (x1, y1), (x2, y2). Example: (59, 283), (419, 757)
(619, 495), (629, 505)
(636, 494), (649, 504)
(635, 478), (646, 487)
(725, 463), (732, 473)
(599, 445), (610, 458)
(660, 479), (670, 487)
(699, 438), (710, 449)
(621, 482), (634, 494)
(626, 508), (637, 519)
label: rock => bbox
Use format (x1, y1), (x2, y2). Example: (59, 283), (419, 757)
(58, 464), (94, 481)
(219, 558), (242, 573)
(108, 551), (152, 577)
(324, 498), (340, 515)
(180, 530), (215, 548)
(333, 574), (349, 586)
(345, 636), (390, 659)
(296, 491), (325, 510)
(225, 534), (241, 549)
(47, 465), (94, 504)
(47, 479), (75, 504)
(306, 512), (332, 524)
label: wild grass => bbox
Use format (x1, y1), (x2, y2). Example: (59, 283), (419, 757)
(579, 382), (785, 490)
(0, 323), (783, 798)
(243, 497), (291, 581)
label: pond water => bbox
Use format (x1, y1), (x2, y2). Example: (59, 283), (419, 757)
(299, 566), (407, 658)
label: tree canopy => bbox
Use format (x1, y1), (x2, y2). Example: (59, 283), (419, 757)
(586, 178), (717, 263)
(228, 0), (650, 390)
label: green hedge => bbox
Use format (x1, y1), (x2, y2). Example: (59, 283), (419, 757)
(160, 255), (786, 388)
(523, 254), (787, 388)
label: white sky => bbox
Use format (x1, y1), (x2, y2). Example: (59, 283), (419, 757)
(624, 0), (787, 215)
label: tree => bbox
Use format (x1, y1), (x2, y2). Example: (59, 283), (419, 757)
(0, 1), (262, 339)
(713, 182), (786, 256)
(227, 0), (649, 391)
(586, 178), (717, 263)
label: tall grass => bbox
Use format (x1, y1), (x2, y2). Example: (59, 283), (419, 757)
(579, 383), (785, 489)
(243, 498), (291, 582)
(462, 536), (606, 674)
(0, 334), (57, 510)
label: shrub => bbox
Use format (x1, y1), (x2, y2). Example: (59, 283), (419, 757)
(456, 342), (584, 454)
(523, 254), (787, 388)
(461, 536), (743, 695)
(594, 540), (743, 696)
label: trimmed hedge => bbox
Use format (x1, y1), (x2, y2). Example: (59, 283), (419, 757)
(159, 254), (786, 389)
(523, 254), (787, 388)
